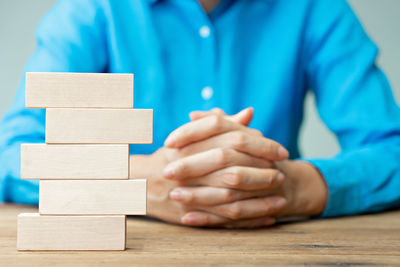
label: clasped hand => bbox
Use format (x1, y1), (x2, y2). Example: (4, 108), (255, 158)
(131, 108), (327, 228)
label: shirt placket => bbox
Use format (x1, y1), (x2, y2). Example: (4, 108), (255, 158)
(172, 0), (217, 110)
(198, 20), (217, 110)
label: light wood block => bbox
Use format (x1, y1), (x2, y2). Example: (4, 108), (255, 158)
(25, 72), (133, 108)
(17, 213), (126, 250)
(39, 179), (147, 215)
(21, 144), (129, 179)
(45, 108), (153, 144)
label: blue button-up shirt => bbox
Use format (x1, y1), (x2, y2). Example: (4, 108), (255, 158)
(0, 0), (399, 217)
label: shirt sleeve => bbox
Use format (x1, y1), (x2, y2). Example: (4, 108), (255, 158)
(0, 0), (107, 204)
(302, 0), (400, 217)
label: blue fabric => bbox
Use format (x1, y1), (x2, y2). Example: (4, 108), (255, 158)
(0, 0), (399, 217)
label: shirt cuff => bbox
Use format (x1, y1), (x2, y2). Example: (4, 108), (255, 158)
(0, 144), (19, 203)
(0, 143), (39, 205)
(302, 157), (363, 218)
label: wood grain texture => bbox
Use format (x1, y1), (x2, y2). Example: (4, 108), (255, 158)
(39, 179), (147, 215)
(17, 213), (126, 250)
(25, 72), (133, 108)
(21, 144), (129, 179)
(45, 108), (153, 144)
(2, 204), (399, 266)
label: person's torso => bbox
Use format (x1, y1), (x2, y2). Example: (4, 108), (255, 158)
(102, 0), (311, 157)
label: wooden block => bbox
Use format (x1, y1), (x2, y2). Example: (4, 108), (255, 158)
(25, 72), (133, 108)
(45, 108), (153, 144)
(21, 144), (129, 179)
(18, 213), (126, 250)
(39, 179), (147, 215)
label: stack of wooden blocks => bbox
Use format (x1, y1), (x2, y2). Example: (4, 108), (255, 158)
(17, 72), (152, 251)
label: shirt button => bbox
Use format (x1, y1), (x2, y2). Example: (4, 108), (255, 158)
(199, 26), (210, 38)
(201, 86), (213, 100)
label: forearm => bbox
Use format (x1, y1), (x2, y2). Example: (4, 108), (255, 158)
(303, 140), (400, 217)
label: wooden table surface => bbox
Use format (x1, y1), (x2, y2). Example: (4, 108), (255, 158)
(1, 204), (400, 267)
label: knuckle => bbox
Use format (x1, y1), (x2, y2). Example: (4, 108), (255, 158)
(215, 148), (232, 166)
(251, 129), (263, 137)
(265, 171), (276, 186)
(231, 131), (247, 147)
(261, 140), (273, 155)
(176, 148), (189, 158)
(267, 176), (274, 187)
(270, 142), (279, 155)
(227, 167), (243, 186)
(225, 203), (242, 219)
(174, 160), (185, 173)
(209, 114), (223, 132)
(271, 141), (281, 155)
(214, 148), (226, 163)
(221, 189), (235, 202)
(211, 108), (224, 115)
(261, 198), (273, 214)
(173, 128), (184, 140)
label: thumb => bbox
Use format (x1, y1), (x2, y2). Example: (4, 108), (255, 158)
(189, 107), (254, 126)
(228, 107), (254, 126)
(189, 108), (226, 121)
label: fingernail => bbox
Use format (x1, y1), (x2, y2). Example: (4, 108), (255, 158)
(164, 134), (176, 147)
(264, 218), (275, 226)
(170, 189), (191, 202)
(276, 172), (285, 183)
(275, 198), (287, 209)
(163, 165), (176, 179)
(278, 147), (289, 159)
(181, 214), (196, 225)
